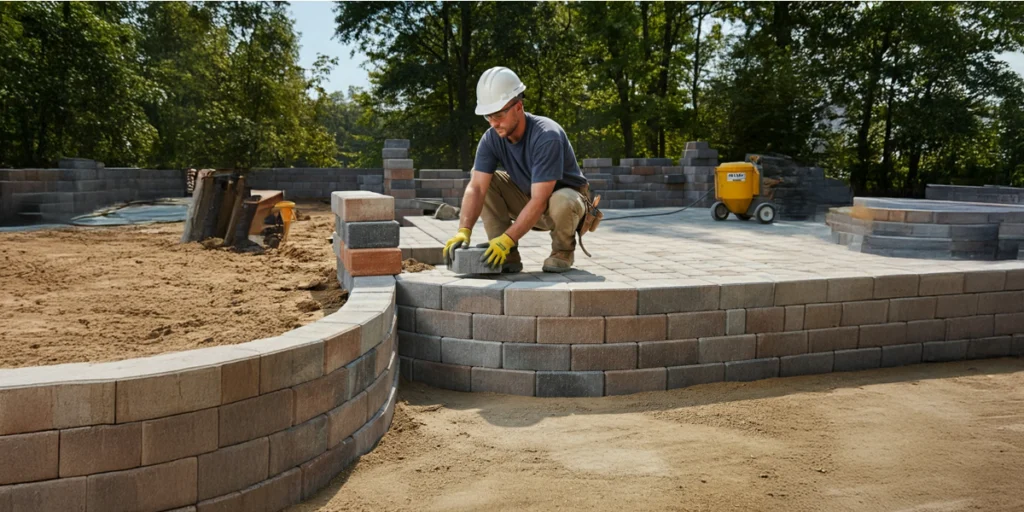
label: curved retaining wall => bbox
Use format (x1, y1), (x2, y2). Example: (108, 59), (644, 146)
(0, 195), (400, 511)
(396, 272), (1024, 397)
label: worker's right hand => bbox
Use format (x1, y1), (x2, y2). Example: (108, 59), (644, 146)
(443, 228), (472, 266)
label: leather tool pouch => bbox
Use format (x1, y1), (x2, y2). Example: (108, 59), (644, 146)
(576, 190), (602, 257)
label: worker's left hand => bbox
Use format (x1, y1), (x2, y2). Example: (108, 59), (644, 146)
(478, 233), (516, 269)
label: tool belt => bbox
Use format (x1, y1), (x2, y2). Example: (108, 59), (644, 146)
(574, 183), (602, 258)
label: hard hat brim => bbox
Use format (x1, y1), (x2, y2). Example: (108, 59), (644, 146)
(475, 84), (527, 116)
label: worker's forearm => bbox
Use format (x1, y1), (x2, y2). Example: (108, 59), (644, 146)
(460, 185), (486, 231)
(505, 197), (547, 242)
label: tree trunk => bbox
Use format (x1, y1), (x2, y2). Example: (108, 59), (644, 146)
(657, 2), (676, 156)
(456, 3), (473, 172)
(852, 30), (891, 195)
(881, 79), (895, 195)
(641, 3), (658, 156)
(691, 8), (703, 141)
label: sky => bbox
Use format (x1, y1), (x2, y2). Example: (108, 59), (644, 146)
(289, 1), (1024, 96)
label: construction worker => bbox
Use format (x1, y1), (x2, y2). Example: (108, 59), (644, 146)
(443, 66), (590, 273)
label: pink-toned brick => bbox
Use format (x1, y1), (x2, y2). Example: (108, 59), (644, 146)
(220, 358), (259, 405)
(605, 315), (667, 342)
(117, 367), (221, 423)
(197, 437), (269, 501)
(87, 458), (197, 512)
(384, 168), (414, 180)
(218, 389), (293, 447)
(59, 423), (142, 477)
(292, 367), (348, 425)
(0, 431), (58, 485)
(340, 240), (403, 277)
(324, 325), (361, 374)
(142, 408), (219, 465)
(327, 391), (368, 448)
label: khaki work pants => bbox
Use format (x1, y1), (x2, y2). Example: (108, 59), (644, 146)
(482, 171), (586, 253)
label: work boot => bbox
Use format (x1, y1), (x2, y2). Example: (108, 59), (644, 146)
(502, 247), (523, 274)
(542, 250), (574, 273)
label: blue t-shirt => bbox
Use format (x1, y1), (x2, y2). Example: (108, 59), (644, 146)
(472, 113), (587, 196)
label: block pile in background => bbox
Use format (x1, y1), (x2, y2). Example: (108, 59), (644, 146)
(745, 153), (853, 221)
(332, 191), (402, 291)
(581, 141), (718, 209)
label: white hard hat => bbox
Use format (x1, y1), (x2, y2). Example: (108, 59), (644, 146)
(475, 67), (527, 115)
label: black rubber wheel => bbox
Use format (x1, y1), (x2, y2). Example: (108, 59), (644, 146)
(736, 214), (752, 221)
(756, 203), (777, 224)
(711, 202), (729, 221)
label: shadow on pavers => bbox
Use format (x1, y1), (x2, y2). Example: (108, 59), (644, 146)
(398, 357), (1024, 428)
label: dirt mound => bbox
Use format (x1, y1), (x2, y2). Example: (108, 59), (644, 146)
(402, 259), (434, 273)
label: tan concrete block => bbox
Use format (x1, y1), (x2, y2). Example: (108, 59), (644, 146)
(919, 272), (965, 296)
(635, 280), (719, 314)
(260, 467), (302, 512)
(59, 423), (142, 477)
(569, 282), (638, 316)
(197, 437), (269, 501)
(934, 294), (978, 318)
(87, 458), (197, 512)
(605, 315), (667, 342)
(220, 358), (259, 405)
(963, 270), (1006, 293)
(827, 277), (874, 302)
(300, 438), (356, 500)
(756, 331), (808, 358)
(873, 274), (919, 299)
(977, 291), (1024, 315)
(1, 386), (55, 435)
(291, 367), (348, 425)
(859, 323), (908, 348)
(906, 319), (946, 343)
(637, 339), (698, 368)
(804, 303), (842, 329)
(537, 317), (604, 344)
(784, 306), (805, 331)
(726, 309), (745, 335)
(0, 431), (58, 485)
(218, 389), (293, 447)
(53, 382), (116, 430)
(117, 366), (221, 423)
(571, 343), (637, 371)
(774, 278), (827, 306)
(504, 282), (570, 317)
(604, 368), (667, 395)
(327, 391), (368, 448)
(667, 310), (726, 339)
(841, 300), (888, 326)
(269, 415), (328, 476)
(260, 342), (324, 394)
(1005, 269), (1024, 290)
(324, 325), (361, 374)
(746, 307), (784, 333)
(946, 316), (994, 340)
(142, 408), (218, 466)
(888, 297), (937, 322)
(807, 327), (859, 352)
(3, 477), (86, 512)
(472, 314), (536, 342)
(718, 281), (775, 309)
(994, 312), (1024, 335)
(697, 335), (756, 363)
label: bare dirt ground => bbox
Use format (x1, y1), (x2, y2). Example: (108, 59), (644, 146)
(0, 201), (343, 368)
(294, 358), (1024, 512)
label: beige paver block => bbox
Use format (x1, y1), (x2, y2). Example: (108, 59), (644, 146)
(221, 358), (259, 405)
(2, 477), (86, 512)
(963, 270), (1006, 293)
(859, 323), (908, 348)
(888, 297), (937, 322)
(726, 309), (745, 335)
(569, 282), (638, 316)
(292, 367), (348, 425)
(668, 310), (726, 339)
(977, 291), (1024, 315)
(59, 423), (142, 477)
(571, 343), (637, 371)
(259, 341), (324, 394)
(415, 308), (472, 338)
(0, 431), (58, 485)
(327, 391), (368, 449)
(841, 300), (888, 326)
(269, 415), (328, 477)
(827, 277), (874, 302)
(141, 408), (218, 466)
(605, 315), (667, 343)
(332, 192), (394, 222)
(473, 314), (536, 342)
(300, 438), (356, 500)
(537, 317), (604, 344)
(635, 280), (719, 314)
(935, 294), (979, 318)
(946, 316), (994, 340)
(258, 467), (303, 512)
(746, 307), (784, 333)
(442, 279), (509, 315)
(323, 325), (361, 374)
(918, 272), (965, 296)
(756, 332), (808, 358)
(717, 280), (775, 309)
(87, 457), (197, 512)
(117, 366), (221, 423)
(197, 437), (269, 501)
(1005, 269), (1024, 291)
(994, 312), (1024, 336)
(804, 303), (842, 329)
(873, 274), (919, 299)
(808, 327), (859, 352)
(698, 335), (756, 363)
(906, 319), (946, 343)
(1, 382), (116, 435)
(218, 389), (293, 447)
(605, 368), (667, 395)
(504, 282), (570, 317)
(784, 306), (805, 331)
(774, 278), (827, 306)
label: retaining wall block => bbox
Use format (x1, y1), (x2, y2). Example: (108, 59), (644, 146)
(326, 392), (368, 449)
(502, 343), (570, 371)
(922, 340), (969, 362)
(442, 279), (509, 315)
(637, 339), (698, 368)
(535, 371), (604, 397)
(804, 303), (842, 329)
(505, 282), (571, 317)
(833, 347), (881, 372)
(570, 343), (637, 371)
(724, 358), (780, 382)
(440, 338), (502, 368)
(634, 280), (719, 314)
(470, 368), (535, 396)
(472, 314), (536, 343)
(667, 363), (724, 389)
(342, 221), (400, 249)
(755, 331), (808, 358)
(87, 458), (197, 512)
(396, 275), (458, 309)
(698, 334), (756, 363)
(966, 336), (1012, 359)
(569, 282), (638, 316)
(880, 343), (923, 367)
(604, 368), (667, 395)
(415, 308), (472, 338)
(332, 191), (395, 222)
(413, 360), (471, 391)
(779, 352), (834, 377)
(807, 326), (859, 352)
(0, 431), (58, 485)
(667, 310), (726, 339)
(536, 317), (603, 344)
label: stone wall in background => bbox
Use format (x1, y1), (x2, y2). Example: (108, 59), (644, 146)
(744, 153), (853, 221)
(246, 168), (384, 200)
(926, 184), (1024, 205)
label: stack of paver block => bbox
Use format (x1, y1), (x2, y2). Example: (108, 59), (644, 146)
(745, 153), (852, 221)
(381, 139), (420, 222)
(415, 169), (469, 209)
(927, 184), (1024, 205)
(679, 141), (719, 207)
(580, 141), (718, 208)
(246, 168), (383, 199)
(332, 191), (402, 291)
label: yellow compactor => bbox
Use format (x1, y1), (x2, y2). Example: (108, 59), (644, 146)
(711, 159), (777, 224)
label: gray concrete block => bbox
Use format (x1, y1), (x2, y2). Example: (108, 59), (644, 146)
(397, 331), (441, 362)
(966, 336), (1011, 359)
(472, 314), (535, 342)
(666, 363), (724, 389)
(569, 282), (638, 316)
(384, 159), (413, 169)
(604, 368), (667, 395)
(384, 139), (410, 149)
(502, 343), (570, 371)
(1011, 335), (1024, 356)
(396, 306), (415, 332)
(342, 220), (400, 249)
(637, 339), (698, 368)
(400, 357), (414, 381)
(922, 340), (969, 362)
(413, 360), (470, 391)
(471, 367), (535, 396)
(582, 158), (614, 167)
(880, 343), (923, 367)
(668, 310), (726, 339)
(536, 371), (604, 397)
(698, 335), (756, 363)
(441, 337), (502, 368)
(571, 343), (637, 371)
(833, 347), (881, 372)
(395, 275), (456, 309)
(381, 148), (409, 159)
(635, 280), (719, 314)
(780, 352), (834, 377)
(415, 308), (471, 338)
(725, 358), (779, 382)
(442, 279), (509, 314)
(450, 247), (500, 275)
(726, 309), (745, 335)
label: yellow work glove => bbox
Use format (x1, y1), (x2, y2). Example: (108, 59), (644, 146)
(479, 233), (516, 270)
(443, 228), (472, 267)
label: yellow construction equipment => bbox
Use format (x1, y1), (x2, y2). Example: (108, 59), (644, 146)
(710, 157), (777, 224)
